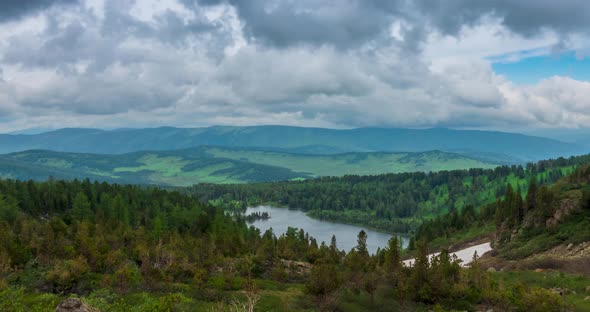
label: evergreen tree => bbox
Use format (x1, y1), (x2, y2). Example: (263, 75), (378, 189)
(384, 236), (401, 279)
(328, 235), (340, 264)
(73, 192), (92, 221)
(0, 193), (19, 223)
(113, 194), (129, 226)
(306, 261), (340, 303)
(411, 239), (431, 302)
(514, 187), (524, 226)
(356, 230), (369, 259)
(525, 177), (537, 214)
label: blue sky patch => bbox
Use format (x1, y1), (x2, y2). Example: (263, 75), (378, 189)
(491, 51), (590, 84)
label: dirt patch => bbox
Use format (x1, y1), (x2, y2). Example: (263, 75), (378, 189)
(474, 241), (590, 276)
(542, 241), (590, 259)
(55, 298), (99, 312)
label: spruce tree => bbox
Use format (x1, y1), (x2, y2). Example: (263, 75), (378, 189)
(356, 230), (369, 259)
(525, 178), (537, 215)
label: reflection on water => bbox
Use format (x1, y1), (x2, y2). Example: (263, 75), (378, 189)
(246, 206), (408, 254)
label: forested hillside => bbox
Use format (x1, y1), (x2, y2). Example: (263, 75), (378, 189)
(492, 165), (590, 261)
(193, 155), (590, 232)
(0, 126), (584, 162)
(413, 164), (590, 261)
(0, 178), (578, 311)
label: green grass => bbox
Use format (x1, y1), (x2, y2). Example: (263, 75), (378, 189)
(498, 207), (590, 260)
(115, 155), (244, 184)
(427, 222), (495, 251)
(0, 281), (312, 312)
(0, 147), (500, 186)
(4, 268), (588, 312)
(114, 154), (190, 176)
(207, 148), (497, 178)
(492, 271), (590, 312)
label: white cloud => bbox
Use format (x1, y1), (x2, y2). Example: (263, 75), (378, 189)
(0, 0), (589, 133)
(423, 19), (560, 70)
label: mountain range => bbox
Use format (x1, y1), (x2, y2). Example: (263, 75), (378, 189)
(0, 126), (586, 163)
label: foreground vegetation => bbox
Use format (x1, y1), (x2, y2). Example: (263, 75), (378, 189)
(2, 175), (588, 310)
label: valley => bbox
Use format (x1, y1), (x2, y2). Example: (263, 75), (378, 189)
(192, 154), (587, 233)
(1, 130), (589, 311)
(3, 1), (590, 310)
(0, 146), (498, 185)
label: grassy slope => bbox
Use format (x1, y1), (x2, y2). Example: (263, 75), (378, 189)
(0, 147), (498, 186)
(7, 269), (590, 311)
(493, 271), (590, 312)
(206, 147), (497, 177)
(497, 198), (590, 260)
(419, 166), (579, 251)
(0, 280), (314, 312)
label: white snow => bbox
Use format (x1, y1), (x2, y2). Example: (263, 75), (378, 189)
(403, 242), (492, 267)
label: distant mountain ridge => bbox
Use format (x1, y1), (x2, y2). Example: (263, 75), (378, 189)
(0, 126), (585, 162)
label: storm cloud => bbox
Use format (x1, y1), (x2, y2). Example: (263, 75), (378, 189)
(0, 0), (589, 132)
(0, 0), (78, 22)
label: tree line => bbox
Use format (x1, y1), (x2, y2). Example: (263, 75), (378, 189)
(190, 154), (590, 233)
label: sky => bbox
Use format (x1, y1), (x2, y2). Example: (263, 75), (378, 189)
(0, 0), (589, 133)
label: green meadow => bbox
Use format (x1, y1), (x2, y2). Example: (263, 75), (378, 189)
(0, 147), (499, 186)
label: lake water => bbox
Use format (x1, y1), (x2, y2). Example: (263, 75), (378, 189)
(245, 206), (409, 254)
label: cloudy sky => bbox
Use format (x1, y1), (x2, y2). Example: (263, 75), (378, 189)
(0, 0), (589, 132)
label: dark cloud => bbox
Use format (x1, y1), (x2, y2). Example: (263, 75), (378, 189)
(184, 0), (405, 49)
(184, 0), (590, 50)
(0, 0), (78, 22)
(1, 0), (590, 131)
(414, 0), (590, 37)
(2, 1), (227, 72)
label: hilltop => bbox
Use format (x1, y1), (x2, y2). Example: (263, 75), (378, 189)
(0, 147), (497, 186)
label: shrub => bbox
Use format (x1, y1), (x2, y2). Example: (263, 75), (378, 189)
(0, 287), (25, 312)
(518, 287), (562, 312)
(45, 256), (90, 292)
(113, 262), (141, 293)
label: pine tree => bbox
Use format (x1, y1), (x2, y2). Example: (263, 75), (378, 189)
(328, 235), (340, 264)
(494, 198), (502, 227)
(113, 194), (129, 226)
(503, 185), (514, 227)
(356, 230), (369, 259)
(0, 193), (19, 223)
(384, 236), (401, 279)
(407, 237), (416, 251)
(514, 187), (524, 226)
(411, 239), (431, 302)
(525, 178), (537, 215)
(72, 192), (92, 221)
(306, 261), (340, 303)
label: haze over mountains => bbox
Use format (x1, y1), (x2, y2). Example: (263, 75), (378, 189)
(0, 126), (585, 163)
(0, 126), (586, 186)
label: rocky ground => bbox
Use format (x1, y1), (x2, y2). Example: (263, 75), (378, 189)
(544, 241), (590, 259)
(478, 242), (590, 276)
